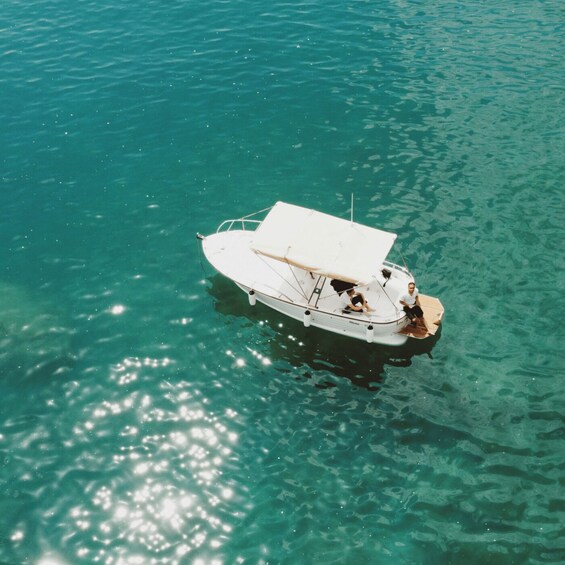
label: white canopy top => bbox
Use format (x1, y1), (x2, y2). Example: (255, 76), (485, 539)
(250, 201), (397, 284)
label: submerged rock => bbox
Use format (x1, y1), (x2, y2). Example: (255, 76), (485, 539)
(0, 283), (75, 380)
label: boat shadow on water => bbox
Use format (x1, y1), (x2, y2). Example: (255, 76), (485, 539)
(206, 276), (441, 391)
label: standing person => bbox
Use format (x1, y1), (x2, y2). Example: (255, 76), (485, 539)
(399, 282), (426, 327)
(341, 288), (374, 314)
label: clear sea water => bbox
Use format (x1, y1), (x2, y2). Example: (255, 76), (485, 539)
(1, 0), (564, 563)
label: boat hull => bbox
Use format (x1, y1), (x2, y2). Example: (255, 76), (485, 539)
(235, 283), (409, 347)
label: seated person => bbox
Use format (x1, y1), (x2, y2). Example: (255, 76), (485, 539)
(399, 282), (426, 327)
(341, 288), (374, 314)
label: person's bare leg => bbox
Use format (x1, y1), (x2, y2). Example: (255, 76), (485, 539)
(363, 299), (374, 312)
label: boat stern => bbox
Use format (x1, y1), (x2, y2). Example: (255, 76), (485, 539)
(399, 294), (444, 340)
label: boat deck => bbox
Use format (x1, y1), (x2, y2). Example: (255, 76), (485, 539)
(203, 230), (408, 324)
(203, 228), (444, 342)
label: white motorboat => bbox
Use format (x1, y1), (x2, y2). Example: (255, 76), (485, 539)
(198, 202), (444, 346)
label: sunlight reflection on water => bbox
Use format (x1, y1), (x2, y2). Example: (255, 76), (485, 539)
(60, 356), (243, 564)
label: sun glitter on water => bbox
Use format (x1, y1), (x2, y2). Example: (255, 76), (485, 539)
(61, 356), (243, 563)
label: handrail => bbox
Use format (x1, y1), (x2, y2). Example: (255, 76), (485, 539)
(215, 205), (273, 233)
(216, 218), (262, 233)
(382, 260), (412, 277)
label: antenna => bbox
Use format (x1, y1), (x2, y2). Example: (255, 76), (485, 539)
(350, 193), (354, 223)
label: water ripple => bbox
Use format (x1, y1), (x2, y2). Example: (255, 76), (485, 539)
(1, 0), (564, 563)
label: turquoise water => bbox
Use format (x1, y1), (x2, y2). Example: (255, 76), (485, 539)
(1, 0), (564, 563)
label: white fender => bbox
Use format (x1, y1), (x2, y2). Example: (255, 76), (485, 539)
(248, 290), (256, 306)
(366, 324), (374, 343)
(303, 310), (311, 328)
